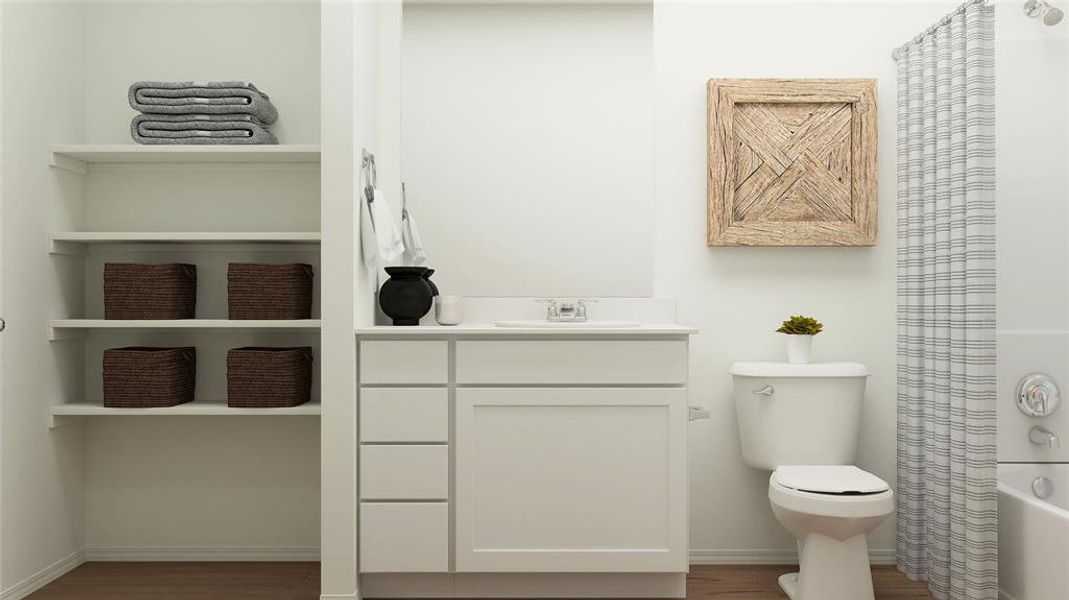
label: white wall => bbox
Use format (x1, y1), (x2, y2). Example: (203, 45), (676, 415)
(85, 418), (320, 557)
(401, 2), (655, 298)
(83, 1), (320, 145)
(1, 1), (88, 594)
(657, 0), (953, 561)
(994, 0), (1068, 462)
(398, 0), (960, 563)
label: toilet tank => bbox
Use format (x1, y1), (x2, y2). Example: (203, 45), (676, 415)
(731, 362), (869, 470)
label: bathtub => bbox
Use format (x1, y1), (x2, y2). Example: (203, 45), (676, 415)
(998, 463), (1069, 600)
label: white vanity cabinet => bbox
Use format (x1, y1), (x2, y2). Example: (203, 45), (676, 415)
(356, 327), (695, 595)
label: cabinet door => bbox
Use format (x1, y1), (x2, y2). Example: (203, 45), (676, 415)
(454, 387), (687, 572)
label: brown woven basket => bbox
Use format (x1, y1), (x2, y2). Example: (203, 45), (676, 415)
(227, 347), (313, 408)
(103, 347), (196, 408)
(228, 263), (313, 319)
(104, 263), (197, 319)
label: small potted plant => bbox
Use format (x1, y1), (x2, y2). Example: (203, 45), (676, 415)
(776, 315), (823, 364)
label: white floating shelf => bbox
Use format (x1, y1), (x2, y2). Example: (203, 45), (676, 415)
(50, 144), (321, 174)
(49, 231), (321, 254)
(50, 319), (321, 339)
(51, 319), (320, 329)
(51, 231), (321, 244)
(49, 399), (321, 427)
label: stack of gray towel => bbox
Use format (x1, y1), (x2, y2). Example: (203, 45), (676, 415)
(128, 81), (279, 145)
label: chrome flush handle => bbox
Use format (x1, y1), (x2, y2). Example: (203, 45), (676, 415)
(753, 385), (774, 396)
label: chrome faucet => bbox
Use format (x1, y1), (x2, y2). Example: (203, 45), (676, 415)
(536, 299), (597, 322)
(558, 301), (578, 321)
(1029, 425), (1061, 449)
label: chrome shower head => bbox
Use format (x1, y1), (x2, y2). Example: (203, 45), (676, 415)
(1025, 0), (1065, 25)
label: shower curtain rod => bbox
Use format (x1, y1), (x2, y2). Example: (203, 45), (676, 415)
(892, 0), (990, 60)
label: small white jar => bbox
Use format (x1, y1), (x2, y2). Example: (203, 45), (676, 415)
(435, 295), (463, 326)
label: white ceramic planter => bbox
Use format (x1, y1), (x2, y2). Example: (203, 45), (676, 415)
(785, 335), (813, 364)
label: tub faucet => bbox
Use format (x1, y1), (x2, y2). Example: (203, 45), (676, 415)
(1029, 425), (1061, 449)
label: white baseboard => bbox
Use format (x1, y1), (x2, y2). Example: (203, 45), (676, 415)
(689, 548), (896, 566)
(85, 546), (320, 562)
(0, 548), (85, 600)
(320, 594), (360, 600)
(361, 573), (686, 599)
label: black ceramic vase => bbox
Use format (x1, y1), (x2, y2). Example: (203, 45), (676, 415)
(423, 268), (439, 297)
(379, 267), (434, 326)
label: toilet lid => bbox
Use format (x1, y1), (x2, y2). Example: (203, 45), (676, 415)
(773, 466), (890, 495)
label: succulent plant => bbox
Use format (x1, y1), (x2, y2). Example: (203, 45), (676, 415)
(776, 315), (823, 336)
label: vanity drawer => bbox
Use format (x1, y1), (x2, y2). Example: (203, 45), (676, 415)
(360, 445), (449, 500)
(360, 388), (449, 443)
(455, 340), (688, 385)
(360, 502), (448, 572)
(360, 341), (448, 385)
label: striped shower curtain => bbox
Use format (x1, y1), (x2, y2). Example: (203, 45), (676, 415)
(894, 1), (997, 599)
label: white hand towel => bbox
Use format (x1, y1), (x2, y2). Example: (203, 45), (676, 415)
(371, 189), (405, 265)
(401, 208), (427, 266)
(360, 188), (405, 270)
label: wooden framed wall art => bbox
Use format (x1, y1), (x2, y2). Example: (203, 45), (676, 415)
(707, 79), (877, 246)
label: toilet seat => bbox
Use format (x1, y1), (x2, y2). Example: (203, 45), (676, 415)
(769, 466), (893, 519)
(773, 465), (889, 495)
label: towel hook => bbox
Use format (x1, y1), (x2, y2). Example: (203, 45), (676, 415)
(361, 148), (377, 204)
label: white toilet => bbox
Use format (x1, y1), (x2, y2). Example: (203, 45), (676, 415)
(731, 362), (893, 600)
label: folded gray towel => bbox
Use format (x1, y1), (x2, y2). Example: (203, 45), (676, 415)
(130, 114), (278, 145)
(129, 81), (278, 124)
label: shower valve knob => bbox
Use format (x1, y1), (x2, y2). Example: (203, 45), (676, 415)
(1017, 373), (1061, 418)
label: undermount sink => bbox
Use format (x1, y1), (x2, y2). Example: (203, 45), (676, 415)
(494, 320), (642, 329)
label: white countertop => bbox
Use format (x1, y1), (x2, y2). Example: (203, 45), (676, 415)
(355, 323), (697, 336)
(356, 298), (696, 336)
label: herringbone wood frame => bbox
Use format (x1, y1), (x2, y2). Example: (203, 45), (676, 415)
(707, 79), (877, 246)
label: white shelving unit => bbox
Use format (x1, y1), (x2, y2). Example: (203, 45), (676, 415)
(48, 142), (324, 413)
(50, 144), (321, 174)
(3, 0), (331, 586)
